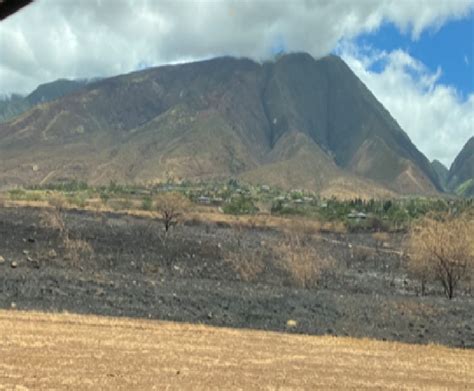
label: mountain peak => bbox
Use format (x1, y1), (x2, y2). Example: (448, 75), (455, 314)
(276, 51), (315, 63)
(0, 54), (441, 196)
(27, 79), (89, 105)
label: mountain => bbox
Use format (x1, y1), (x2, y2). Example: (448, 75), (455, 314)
(0, 94), (30, 123)
(448, 137), (474, 197)
(431, 159), (449, 191)
(0, 79), (90, 122)
(0, 53), (441, 196)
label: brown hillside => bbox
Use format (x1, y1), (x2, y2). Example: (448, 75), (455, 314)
(0, 54), (441, 196)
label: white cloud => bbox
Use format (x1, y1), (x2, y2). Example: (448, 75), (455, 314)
(0, 0), (472, 166)
(337, 42), (474, 167)
(382, 0), (474, 39)
(0, 0), (473, 95)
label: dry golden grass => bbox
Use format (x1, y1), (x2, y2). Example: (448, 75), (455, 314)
(224, 248), (266, 282)
(407, 213), (474, 299)
(0, 310), (472, 390)
(1, 198), (341, 234)
(274, 233), (333, 288)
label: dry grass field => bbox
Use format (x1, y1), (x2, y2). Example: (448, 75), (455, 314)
(0, 310), (473, 390)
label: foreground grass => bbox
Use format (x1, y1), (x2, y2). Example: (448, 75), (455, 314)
(0, 311), (472, 390)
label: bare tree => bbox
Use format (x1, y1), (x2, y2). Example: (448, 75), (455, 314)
(407, 213), (474, 299)
(155, 192), (189, 233)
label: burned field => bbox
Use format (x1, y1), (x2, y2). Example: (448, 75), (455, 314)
(0, 205), (473, 348)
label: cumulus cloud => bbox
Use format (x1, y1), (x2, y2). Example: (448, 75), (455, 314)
(337, 42), (474, 167)
(0, 0), (472, 165)
(1, 0), (473, 95)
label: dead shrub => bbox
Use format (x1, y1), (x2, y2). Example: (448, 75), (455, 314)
(63, 239), (94, 265)
(246, 216), (258, 230)
(41, 194), (68, 237)
(320, 221), (347, 234)
(225, 248), (266, 282)
(284, 219), (321, 237)
(372, 232), (390, 247)
(352, 246), (373, 263)
(274, 233), (333, 289)
(224, 226), (266, 282)
(407, 213), (474, 299)
(41, 195), (94, 266)
(183, 213), (204, 227)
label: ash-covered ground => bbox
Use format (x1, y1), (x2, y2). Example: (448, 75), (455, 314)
(0, 206), (472, 347)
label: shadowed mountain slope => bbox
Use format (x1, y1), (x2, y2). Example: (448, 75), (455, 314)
(0, 79), (89, 123)
(0, 53), (441, 196)
(448, 137), (474, 197)
(431, 160), (449, 191)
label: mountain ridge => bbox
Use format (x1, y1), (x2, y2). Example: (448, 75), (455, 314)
(448, 137), (474, 197)
(0, 53), (442, 197)
(0, 79), (91, 123)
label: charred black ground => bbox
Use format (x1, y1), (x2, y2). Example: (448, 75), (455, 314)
(0, 205), (472, 348)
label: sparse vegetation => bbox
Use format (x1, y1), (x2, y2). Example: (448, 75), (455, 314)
(224, 240), (266, 282)
(275, 233), (333, 289)
(222, 195), (258, 215)
(99, 191), (110, 205)
(8, 181), (473, 235)
(1, 197), (473, 348)
(40, 194), (93, 266)
(407, 213), (474, 299)
(155, 192), (190, 232)
(141, 195), (153, 211)
(223, 218), (274, 282)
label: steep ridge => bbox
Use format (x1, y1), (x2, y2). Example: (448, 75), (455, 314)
(448, 137), (474, 197)
(261, 54), (440, 193)
(431, 160), (449, 191)
(0, 79), (89, 123)
(0, 53), (441, 196)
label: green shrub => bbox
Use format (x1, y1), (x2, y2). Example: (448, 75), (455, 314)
(67, 192), (88, 208)
(8, 188), (26, 200)
(100, 192), (110, 205)
(223, 196), (258, 215)
(271, 200), (305, 216)
(141, 196), (153, 211)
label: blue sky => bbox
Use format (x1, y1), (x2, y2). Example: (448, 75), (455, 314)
(354, 14), (474, 98)
(335, 10), (474, 167)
